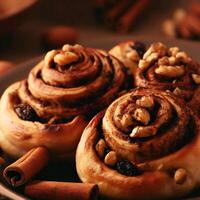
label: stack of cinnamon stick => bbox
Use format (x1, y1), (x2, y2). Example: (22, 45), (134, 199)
(2, 147), (99, 200)
(92, 0), (151, 32)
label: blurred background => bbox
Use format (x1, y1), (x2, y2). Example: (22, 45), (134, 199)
(0, 0), (199, 74)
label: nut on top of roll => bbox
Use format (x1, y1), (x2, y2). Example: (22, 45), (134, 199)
(0, 43), (130, 160)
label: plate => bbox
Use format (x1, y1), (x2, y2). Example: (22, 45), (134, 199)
(0, 39), (200, 200)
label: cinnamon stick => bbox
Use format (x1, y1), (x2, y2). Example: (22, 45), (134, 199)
(105, 0), (133, 24)
(3, 147), (50, 187)
(24, 181), (99, 200)
(116, 0), (151, 33)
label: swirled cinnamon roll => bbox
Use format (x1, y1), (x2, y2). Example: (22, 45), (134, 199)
(109, 40), (146, 75)
(135, 42), (200, 106)
(0, 44), (128, 159)
(76, 88), (200, 200)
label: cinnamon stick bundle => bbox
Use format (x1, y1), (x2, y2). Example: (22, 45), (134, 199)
(117, 0), (151, 32)
(3, 147), (50, 187)
(24, 181), (99, 200)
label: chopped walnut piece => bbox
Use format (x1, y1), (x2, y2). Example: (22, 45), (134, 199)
(176, 52), (191, 63)
(133, 108), (150, 125)
(138, 60), (150, 70)
(168, 56), (176, 65)
(143, 42), (167, 59)
(95, 139), (106, 158)
(44, 50), (58, 66)
(168, 47), (179, 57)
(155, 65), (185, 78)
(130, 126), (157, 138)
(62, 44), (73, 51)
(104, 151), (118, 167)
(146, 52), (159, 63)
(54, 52), (79, 66)
(158, 56), (169, 66)
(136, 96), (154, 109)
(121, 114), (133, 130)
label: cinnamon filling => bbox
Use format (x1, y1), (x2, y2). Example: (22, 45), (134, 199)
(136, 42), (200, 102)
(13, 44), (128, 125)
(94, 89), (196, 176)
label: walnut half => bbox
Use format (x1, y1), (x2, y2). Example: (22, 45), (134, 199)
(155, 65), (185, 78)
(133, 108), (150, 125)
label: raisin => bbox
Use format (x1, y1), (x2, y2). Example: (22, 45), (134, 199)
(116, 160), (140, 176)
(15, 104), (39, 121)
(131, 42), (146, 58)
(104, 148), (110, 156)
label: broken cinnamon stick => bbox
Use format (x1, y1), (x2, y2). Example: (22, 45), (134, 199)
(3, 147), (50, 187)
(24, 181), (99, 200)
(117, 0), (151, 32)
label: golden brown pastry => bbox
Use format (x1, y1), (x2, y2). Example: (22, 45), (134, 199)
(0, 44), (128, 160)
(135, 42), (200, 108)
(109, 40), (146, 75)
(76, 88), (200, 200)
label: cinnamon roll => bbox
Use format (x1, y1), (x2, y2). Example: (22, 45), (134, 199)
(76, 88), (200, 200)
(109, 40), (146, 75)
(135, 42), (200, 107)
(0, 44), (128, 159)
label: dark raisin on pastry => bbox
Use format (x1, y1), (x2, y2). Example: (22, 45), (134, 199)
(116, 160), (140, 176)
(131, 41), (146, 58)
(15, 104), (39, 122)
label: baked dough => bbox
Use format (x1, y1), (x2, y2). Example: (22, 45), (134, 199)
(76, 88), (200, 199)
(109, 40), (146, 75)
(0, 44), (128, 160)
(135, 42), (200, 114)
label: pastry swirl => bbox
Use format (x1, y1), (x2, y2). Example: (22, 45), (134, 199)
(135, 42), (200, 103)
(109, 40), (146, 75)
(0, 44), (128, 159)
(76, 88), (200, 199)
(18, 44), (127, 118)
